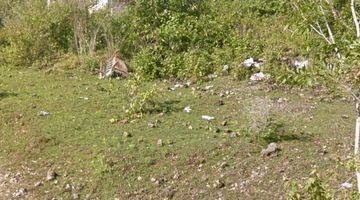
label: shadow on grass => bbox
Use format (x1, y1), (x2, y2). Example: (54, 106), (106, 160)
(0, 91), (17, 100)
(268, 133), (308, 143)
(149, 100), (182, 114)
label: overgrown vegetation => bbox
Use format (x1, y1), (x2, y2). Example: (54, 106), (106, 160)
(1, 0), (360, 85)
(1, 1), (360, 198)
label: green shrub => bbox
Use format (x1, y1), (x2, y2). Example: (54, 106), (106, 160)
(0, 1), (74, 67)
(111, 0), (244, 79)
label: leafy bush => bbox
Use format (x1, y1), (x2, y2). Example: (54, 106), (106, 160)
(0, 1), (75, 67)
(111, 0), (244, 79)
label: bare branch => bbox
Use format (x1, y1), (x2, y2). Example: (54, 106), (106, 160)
(351, 0), (360, 38)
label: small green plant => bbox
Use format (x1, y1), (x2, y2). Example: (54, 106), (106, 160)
(123, 74), (161, 118)
(287, 173), (332, 200)
(91, 154), (111, 175)
(258, 117), (285, 143)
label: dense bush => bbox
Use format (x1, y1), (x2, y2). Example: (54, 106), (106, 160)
(110, 0), (243, 79)
(1, 0), (359, 85)
(0, 1), (75, 66)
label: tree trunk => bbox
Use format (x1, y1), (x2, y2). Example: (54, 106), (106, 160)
(355, 102), (360, 191)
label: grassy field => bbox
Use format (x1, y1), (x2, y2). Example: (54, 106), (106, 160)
(0, 66), (357, 199)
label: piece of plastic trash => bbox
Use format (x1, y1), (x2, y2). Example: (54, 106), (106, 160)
(184, 106), (191, 113)
(293, 59), (309, 69)
(340, 182), (352, 189)
(89, 0), (108, 14)
(204, 85), (214, 90)
(250, 72), (270, 81)
(243, 58), (263, 68)
(39, 111), (50, 116)
(202, 115), (215, 121)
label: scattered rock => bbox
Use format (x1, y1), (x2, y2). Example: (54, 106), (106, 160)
(157, 139), (163, 147)
(148, 120), (161, 128)
(261, 143), (280, 157)
(341, 115), (349, 119)
(164, 187), (176, 199)
(39, 111), (50, 116)
(222, 65), (230, 76)
(250, 72), (270, 81)
(213, 179), (225, 188)
(229, 132), (237, 138)
(292, 59), (309, 69)
(64, 183), (72, 192)
(340, 182), (352, 190)
(204, 85), (214, 91)
(72, 193), (80, 200)
(13, 188), (27, 197)
(184, 106), (191, 113)
(243, 58), (263, 68)
(123, 132), (132, 138)
(34, 181), (43, 187)
(79, 96), (89, 100)
(202, 115), (215, 121)
(46, 169), (58, 181)
(150, 177), (164, 186)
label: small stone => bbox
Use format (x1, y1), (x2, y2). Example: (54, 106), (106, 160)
(221, 121), (228, 126)
(64, 183), (72, 192)
(184, 106), (191, 113)
(13, 188), (27, 197)
(341, 115), (349, 119)
(39, 111), (50, 116)
(34, 181), (43, 187)
(261, 143), (280, 157)
(157, 139), (163, 147)
(148, 122), (157, 128)
(202, 115), (215, 121)
(229, 132), (237, 138)
(46, 169), (57, 181)
(220, 162), (228, 168)
(123, 132), (132, 138)
(213, 180), (225, 188)
(164, 187), (176, 199)
(72, 193), (80, 200)
(137, 176), (142, 181)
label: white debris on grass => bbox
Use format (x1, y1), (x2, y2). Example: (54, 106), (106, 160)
(293, 59), (309, 69)
(250, 72), (270, 81)
(89, 0), (108, 14)
(204, 85), (214, 90)
(202, 115), (215, 121)
(243, 58), (263, 68)
(79, 97), (89, 100)
(208, 74), (218, 79)
(184, 106), (191, 113)
(340, 182), (352, 190)
(38, 111), (50, 116)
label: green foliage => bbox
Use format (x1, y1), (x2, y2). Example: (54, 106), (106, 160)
(112, 0), (243, 79)
(0, 1), (74, 67)
(287, 173), (332, 200)
(123, 75), (161, 118)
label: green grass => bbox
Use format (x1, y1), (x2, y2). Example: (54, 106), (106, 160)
(0, 66), (356, 199)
